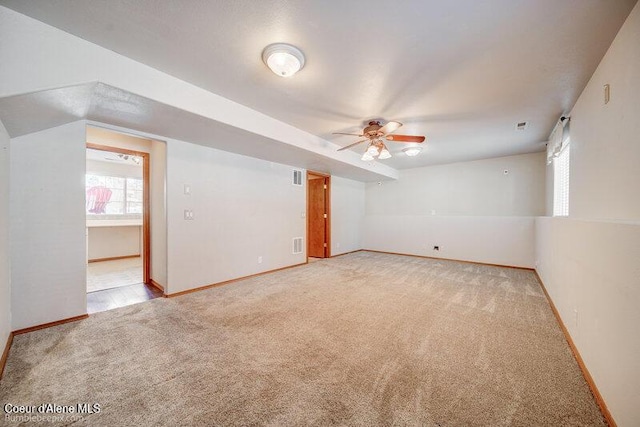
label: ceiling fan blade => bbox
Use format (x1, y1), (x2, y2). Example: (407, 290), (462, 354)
(385, 134), (425, 143)
(333, 132), (364, 137)
(337, 139), (368, 151)
(379, 121), (403, 135)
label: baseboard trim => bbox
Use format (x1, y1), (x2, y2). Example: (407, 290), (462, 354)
(165, 262), (307, 298)
(88, 254), (140, 263)
(12, 314), (90, 336)
(330, 249), (363, 258)
(149, 279), (165, 293)
(363, 249), (534, 271)
(533, 271), (616, 427)
(0, 332), (13, 381)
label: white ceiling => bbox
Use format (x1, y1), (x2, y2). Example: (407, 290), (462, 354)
(0, 82), (397, 181)
(86, 148), (143, 166)
(1, 0), (637, 169)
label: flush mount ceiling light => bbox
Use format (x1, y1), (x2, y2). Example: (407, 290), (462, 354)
(262, 43), (305, 77)
(403, 146), (422, 157)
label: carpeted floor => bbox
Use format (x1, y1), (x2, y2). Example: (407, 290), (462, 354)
(0, 251), (604, 426)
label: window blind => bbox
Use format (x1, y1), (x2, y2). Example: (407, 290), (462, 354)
(553, 143), (570, 216)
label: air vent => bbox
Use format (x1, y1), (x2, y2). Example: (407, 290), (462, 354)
(292, 170), (303, 186)
(292, 237), (303, 254)
(516, 121), (528, 131)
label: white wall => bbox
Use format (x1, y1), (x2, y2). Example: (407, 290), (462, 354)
(568, 5), (640, 222)
(87, 126), (153, 154)
(536, 4), (640, 426)
(150, 140), (167, 287)
(365, 215), (535, 268)
(166, 140), (306, 294)
(87, 226), (141, 260)
(535, 218), (640, 426)
(330, 176), (365, 256)
(364, 152), (545, 267)
(366, 152), (545, 217)
(86, 159), (142, 179)
(10, 121), (87, 330)
(0, 119), (11, 350)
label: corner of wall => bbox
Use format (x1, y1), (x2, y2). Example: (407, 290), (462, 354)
(0, 118), (12, 359)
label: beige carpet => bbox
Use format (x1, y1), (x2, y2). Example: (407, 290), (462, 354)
(1, 251), (604, 426)
(87, 257), (143, 293)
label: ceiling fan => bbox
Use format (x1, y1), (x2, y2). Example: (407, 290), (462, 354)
(334, 120), (425, 161)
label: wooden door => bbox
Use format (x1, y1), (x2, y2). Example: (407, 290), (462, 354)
(308, 177), (326, 258)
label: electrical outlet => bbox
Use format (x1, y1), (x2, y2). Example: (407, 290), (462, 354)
(433, 246), (440, 251)
(336, 242), (340, 248)
(258, 256), (263, 264)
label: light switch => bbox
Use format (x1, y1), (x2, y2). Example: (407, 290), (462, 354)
(184, 184), (191, 195)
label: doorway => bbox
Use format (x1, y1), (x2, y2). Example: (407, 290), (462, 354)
(85, 140), (159, 313)
(307, 171), (331, 260)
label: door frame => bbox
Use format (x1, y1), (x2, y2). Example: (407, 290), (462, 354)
(86, 142), (151, 284)
(306, 171), (331, 261)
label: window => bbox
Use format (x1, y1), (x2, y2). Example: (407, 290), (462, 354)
(86, 174), (143, 215)
(553, 142), (570, 216)
(125, 177), (143, 214)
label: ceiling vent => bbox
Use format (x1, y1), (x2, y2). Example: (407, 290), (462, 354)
(515, 121), (528, 131)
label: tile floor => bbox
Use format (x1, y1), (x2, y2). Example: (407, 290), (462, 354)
(87, 256), (143, 293)
(87, 256), (162, 314)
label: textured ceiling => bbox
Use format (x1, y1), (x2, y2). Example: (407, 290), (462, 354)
(1, 0), (637, 168)
(0, 83), (396, 181)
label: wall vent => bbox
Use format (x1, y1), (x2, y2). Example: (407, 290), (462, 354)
(292, 170), (303, 186)
(292, 237), (303, 254)
(515, 121), (528, 131)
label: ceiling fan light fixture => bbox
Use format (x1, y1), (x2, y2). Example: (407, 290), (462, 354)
(361, 152), (374, 161)
(367, 144), (380, 156)
(403, 147), (422, 157)
(262, 43), (305, 77)
(378, 145), (392, 159)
